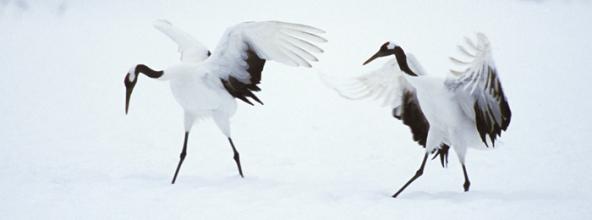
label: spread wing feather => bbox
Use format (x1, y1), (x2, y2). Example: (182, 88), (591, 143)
(206, 21), (326, 105)
(321, 57), (450, 166)
(445, 33), (511, 147)
(322, 59), (427, 144)
(153, 20), (211, 63)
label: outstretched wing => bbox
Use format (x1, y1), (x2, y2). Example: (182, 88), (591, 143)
(153, 19), (211, 63)
(322, 56), (450, 167)
(205, 21), (326, 105)
(323, 58), (430, 146)
(445, 33), (511, 147)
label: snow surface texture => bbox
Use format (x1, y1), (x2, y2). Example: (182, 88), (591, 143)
(1, 0), (592, 219)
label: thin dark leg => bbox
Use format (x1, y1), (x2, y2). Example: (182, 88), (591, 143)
(228, 138), (244, 178)
(171, 132), (189, 184)
(462, 164), (471, 192)
(392, 153), (429, 198)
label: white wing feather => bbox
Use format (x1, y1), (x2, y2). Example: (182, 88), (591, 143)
(321, 51), (440, 150)
(321, 58), (417, 109)
(445, 33), (511, 146)
(206, 21), (326, 83)
(153, 19), (210, 63)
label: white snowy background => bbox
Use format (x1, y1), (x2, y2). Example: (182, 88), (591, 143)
(1, 0), (591, 219)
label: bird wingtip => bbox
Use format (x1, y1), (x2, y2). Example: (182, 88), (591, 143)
(153, 19), (172, 28)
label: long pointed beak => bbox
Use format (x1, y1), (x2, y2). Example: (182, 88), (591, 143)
(125, 86), (133, 114)
(363, 51), (383, 65)
(124, 77), (136, 115)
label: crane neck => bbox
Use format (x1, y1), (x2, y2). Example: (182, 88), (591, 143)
(135, 64), (164, 79)
(394, 47), (417, 76)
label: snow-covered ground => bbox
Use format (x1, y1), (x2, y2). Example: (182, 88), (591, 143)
(1, 0), (592, 219)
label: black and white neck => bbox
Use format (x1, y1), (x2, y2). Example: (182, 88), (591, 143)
(124, 64), (164, 114)
(127, 64), (164, 82)
(392, 46), (417, 76)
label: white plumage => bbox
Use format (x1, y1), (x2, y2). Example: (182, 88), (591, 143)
(324, 33), (511, 197)
(153, 20), (210, 63)
(124, 19), (325, 184)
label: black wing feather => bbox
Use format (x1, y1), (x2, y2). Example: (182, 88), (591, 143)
(397, 91), (429, 146)
(395, 91), (449, 167)
(473, 67), (511, 147)
(221, 45), (266, 105)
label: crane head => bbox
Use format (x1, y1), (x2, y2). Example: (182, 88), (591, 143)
(363, 41), (398, 65)
(363, 41), (416, 76)
(124, 66), (138, 114)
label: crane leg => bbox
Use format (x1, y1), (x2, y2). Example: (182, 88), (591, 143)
(171, 132), (189, 184)
(228, 138), (244, 178)
(392, 153), (428, 198)
(462, 164), (471, 192)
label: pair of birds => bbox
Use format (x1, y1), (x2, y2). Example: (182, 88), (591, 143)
(124, 20), (511, 198)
